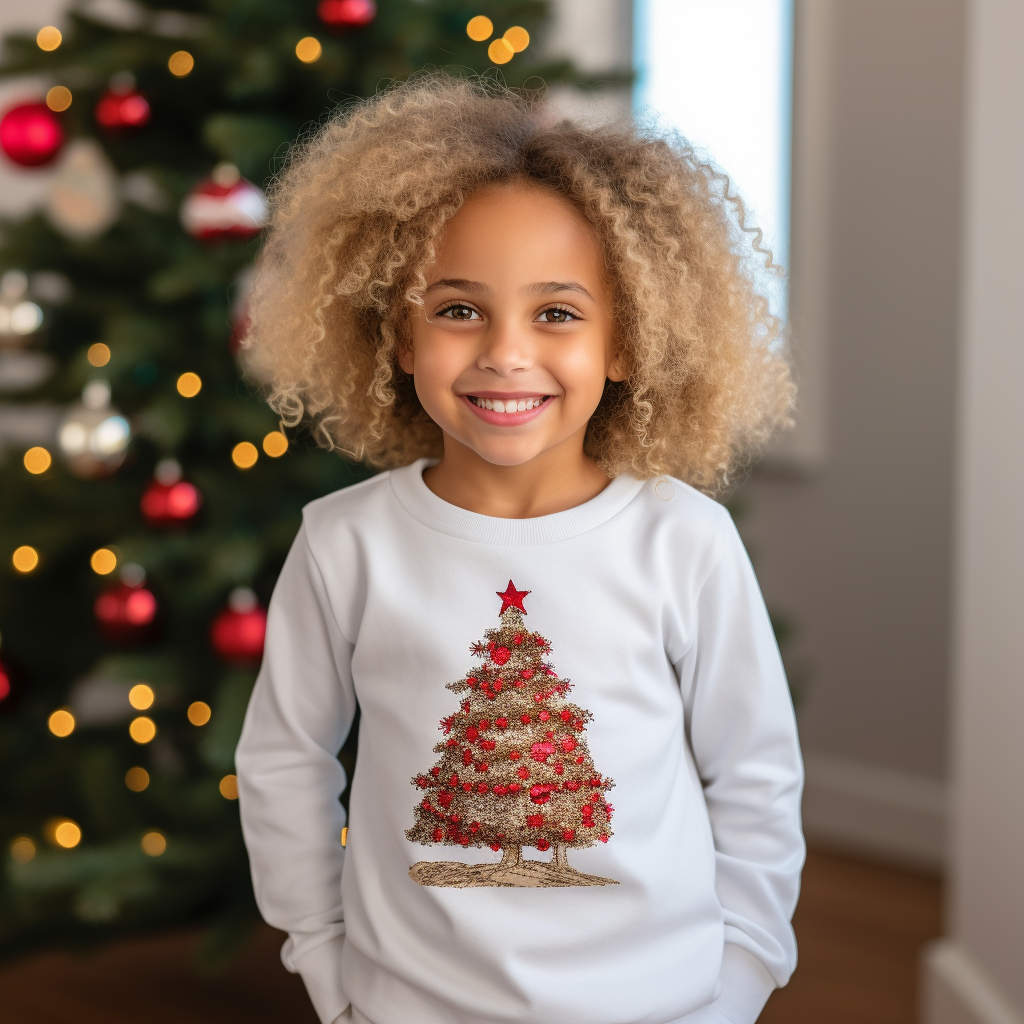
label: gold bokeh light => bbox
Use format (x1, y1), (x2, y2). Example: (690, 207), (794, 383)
(141, 831), (167, 856)
(487, 38), (514, 64)
(125, 766), (150, 792)
(90, 548), (117, 575)
(262, 431), (288, 457)
(187, 701), (212, 726)
(295, 36), (322, 63)
(46, 86), (72, 111)
(48, 708), (76, 737)
(168, 50), (194, 77)
(219, 774), (239, 800)
(87, 343), (110, 367)
(12, 545), (39, 573)
(54, 820), (82, 848)
(24, 447), (52, 474)
(36, 26), (62, 51)
(129, 716), (157, 744)
(503, 26), (530, 52)
(466, 15), (493, 41)
(10, 837), (36, 864)
(232, 442), (258, 469)
(176, 372), (202, 397)
(129, 683), (155, 710)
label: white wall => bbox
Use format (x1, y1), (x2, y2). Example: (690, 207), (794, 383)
(922, 0), (1024, 1019)
(741, 0), (966, 869)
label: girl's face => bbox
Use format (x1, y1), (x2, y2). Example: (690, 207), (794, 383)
(401, 181), (622, 469)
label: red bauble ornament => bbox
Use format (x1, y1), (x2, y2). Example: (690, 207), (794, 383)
(95, 89), (150, 130)
(95, 565), (159, 645)
(0, 102), (63, 167)
(211, 588), (267, 663)
(0, 660), (11, 703)
(141, 458), (202, 526)
(180, 164), (267, 242)
(318, 0), (376, 28)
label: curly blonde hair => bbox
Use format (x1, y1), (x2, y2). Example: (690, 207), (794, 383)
(245, 74), (793, 493)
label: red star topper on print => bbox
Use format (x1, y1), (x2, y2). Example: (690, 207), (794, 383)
(497, 581), (530, 615)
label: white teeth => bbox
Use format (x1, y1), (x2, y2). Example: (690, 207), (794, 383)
(470, 396), (546, 413)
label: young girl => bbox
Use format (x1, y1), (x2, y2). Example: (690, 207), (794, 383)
(236, 76), (803, 1024)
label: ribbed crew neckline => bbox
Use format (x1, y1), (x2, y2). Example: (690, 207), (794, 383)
(389, 458), (646, 546)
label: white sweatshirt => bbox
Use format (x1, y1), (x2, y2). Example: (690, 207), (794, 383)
(235, 459), (804, 1024)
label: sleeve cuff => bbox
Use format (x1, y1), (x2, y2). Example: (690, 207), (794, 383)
(291, 934), (350, 1024)
(711, 944), (777, 1024)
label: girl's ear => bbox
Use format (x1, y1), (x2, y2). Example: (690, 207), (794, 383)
(397, 342), (414, 375)
(607, 350), (626, 383)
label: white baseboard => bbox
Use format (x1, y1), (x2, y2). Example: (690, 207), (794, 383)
(922, 941), (1024, 1024)
(801, 751), (947, 869)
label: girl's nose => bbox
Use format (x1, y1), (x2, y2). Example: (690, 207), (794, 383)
(476, 316), (533, 375)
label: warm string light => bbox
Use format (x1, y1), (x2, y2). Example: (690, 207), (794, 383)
(141, 830), (166, 856)
(168, 50), (194, 77)
(36, 26), (62, 51)
(504, 27), (530, 52)
(12, 545), (39, 573)
(129, 716), (156, 744)
(295, 36), (322, 62)
(90, 548), (117, 575)
(129, 683), (154, 710)
(232, 441), (258, 469)
(466, 15), (493, 41)
(10, 837), (36, 863)
(219, 774), (239, 800)
(187, 701), (212, 726)
(125, 766), (150, 791)
(23, 447), (51, 474)
(176, 372), (202, 397)
(46, 86), (72, 112)
(87, 343), (110, 366)
(466, 18), (529, 62)
(48, 708), (75, 737)
(52, 820), (81, 848)
(487, 38), (514, 64)
(262, 431), (288, 457)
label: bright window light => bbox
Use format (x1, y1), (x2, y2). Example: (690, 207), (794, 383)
(634, 0), (794, 319)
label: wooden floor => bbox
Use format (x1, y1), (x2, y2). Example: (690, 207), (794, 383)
(0, 846), (942, 1023)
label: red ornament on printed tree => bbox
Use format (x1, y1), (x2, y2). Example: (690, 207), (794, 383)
(318, 0), (376, 28)
(95, 564), (159, 645)
(210, 588), (267, 663)
(140, 458), (202, 527)
(0, 102), (63, 167)
(180, 162), (267, 242)
(95, 73), (150, 131)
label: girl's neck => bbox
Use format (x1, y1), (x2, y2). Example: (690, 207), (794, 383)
(422, 431), (611, 519)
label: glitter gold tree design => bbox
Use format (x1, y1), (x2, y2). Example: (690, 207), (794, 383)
(407, 582), (617, 888)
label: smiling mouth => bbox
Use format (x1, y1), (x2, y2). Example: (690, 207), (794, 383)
(466, 395), (550, 414)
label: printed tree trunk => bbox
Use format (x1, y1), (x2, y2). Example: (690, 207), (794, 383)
(407, 582), (617, 888)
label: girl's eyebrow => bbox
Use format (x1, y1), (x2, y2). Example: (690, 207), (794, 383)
(423, 279), (593, 299)
(527, 281), (594, 300)
(424, 278), (491, 294)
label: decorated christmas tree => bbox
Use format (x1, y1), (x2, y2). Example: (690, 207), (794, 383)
(0, 0), (579, 962)
(407, 581), (617, 888)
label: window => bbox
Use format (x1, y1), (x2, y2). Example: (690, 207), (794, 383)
(633, 0), (794, 321)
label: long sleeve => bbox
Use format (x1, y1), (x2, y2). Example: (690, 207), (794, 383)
(235, 522), (358, 1024)
(674, 516), (805, 1024)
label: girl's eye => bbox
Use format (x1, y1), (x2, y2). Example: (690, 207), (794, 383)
(537, 306), (579, 324)
(438, 304), (481, 321)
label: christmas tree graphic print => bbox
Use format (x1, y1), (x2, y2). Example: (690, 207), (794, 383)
(407, 582), (617, 888)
